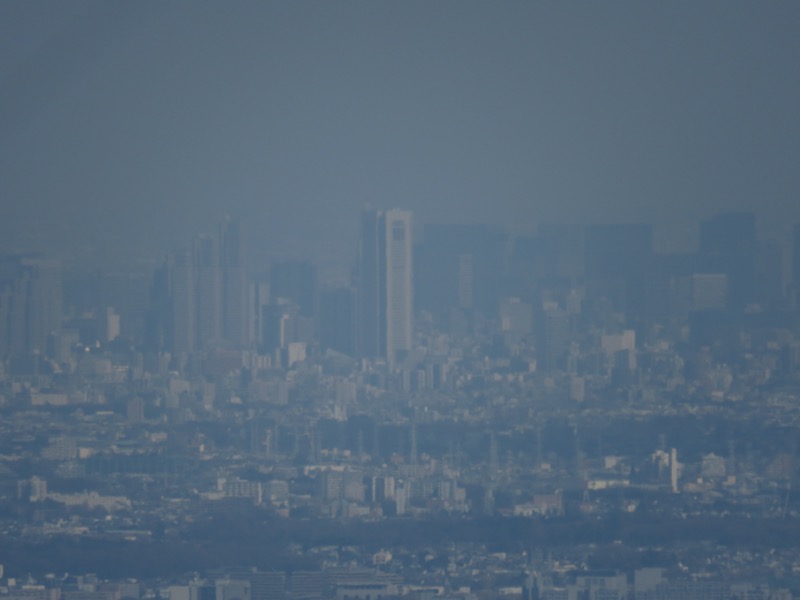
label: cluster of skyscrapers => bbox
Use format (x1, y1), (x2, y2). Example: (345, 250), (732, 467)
(5, 209), (800, 377)
(142, 209), (415, 369)
(148, 217), (247, 358)
(0, 254), (62, 359)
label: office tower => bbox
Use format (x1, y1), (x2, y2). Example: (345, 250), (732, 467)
(698, 212), (756, 310)
(384, 209), (413, 364)
(161, 218), (248, 356)
(357, 208), (413, 366)
(0, 254), (62, 358)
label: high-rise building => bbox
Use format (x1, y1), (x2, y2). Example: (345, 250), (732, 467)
(0, 254), (62, 358)
(160, 218), (248, 356)
(357, 208), (413, 366)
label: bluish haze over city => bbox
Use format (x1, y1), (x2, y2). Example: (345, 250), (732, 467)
(4, 3), (800, 599)
(1, 1), (799, 269)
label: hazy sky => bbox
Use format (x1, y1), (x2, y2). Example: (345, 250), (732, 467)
(1, 1), (799, 269)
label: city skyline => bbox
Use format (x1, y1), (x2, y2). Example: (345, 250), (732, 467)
(3, 2), (800, 596)
(3, 205), (800, 596)
(5, 206), (796, 365)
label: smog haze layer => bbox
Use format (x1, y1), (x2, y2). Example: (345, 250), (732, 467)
(1, 1), (799, 269)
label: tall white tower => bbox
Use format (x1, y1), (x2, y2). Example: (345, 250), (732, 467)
(357, 208), (413, 366)
(383, 209), (413, 366)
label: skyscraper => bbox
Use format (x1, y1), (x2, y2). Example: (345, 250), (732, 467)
(357, 208), (413, 366)
(0, 254), (62, 358)
(162, 217), (248, 356)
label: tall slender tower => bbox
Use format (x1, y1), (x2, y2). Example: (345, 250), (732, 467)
(357, 208), (413, 366)
(384, 209), (413, 365)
